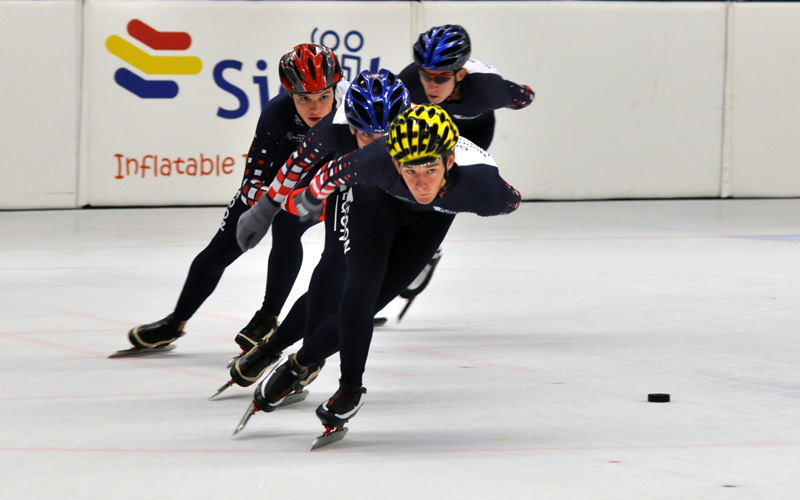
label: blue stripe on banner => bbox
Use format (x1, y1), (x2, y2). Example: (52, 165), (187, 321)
(114, 68), (179, 99)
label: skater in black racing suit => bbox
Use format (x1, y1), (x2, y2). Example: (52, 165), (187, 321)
(124, 44), (347, 355)
(234, 105), (520, 439)
(228, 68), (411, 387)
(391, 24), (534, 316)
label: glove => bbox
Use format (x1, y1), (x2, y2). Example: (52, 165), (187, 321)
(236, 197), (281, 251)
(292, 188), (324, 223)
(508, 84), (534, 110)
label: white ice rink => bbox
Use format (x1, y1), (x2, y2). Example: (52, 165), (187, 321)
(1, 199), (799, 499)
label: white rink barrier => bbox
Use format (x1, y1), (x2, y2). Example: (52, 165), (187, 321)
(1, 1), (800, 209)
(723, 3), (800, 198)
(0, 0), (81, 210)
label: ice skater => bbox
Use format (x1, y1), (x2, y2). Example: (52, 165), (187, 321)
(232, 105), (521, 448)
(398, 24), (535, 151)
(387, 24), (535, 320)
(114, 44), (347, 358)
(212, 68), (410, 393)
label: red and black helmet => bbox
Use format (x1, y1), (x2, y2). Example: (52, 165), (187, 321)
(279, 43), (343, 94)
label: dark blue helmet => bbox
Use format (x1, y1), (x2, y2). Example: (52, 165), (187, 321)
(413, 24), (471, 71)
(345, 69), (410, 134)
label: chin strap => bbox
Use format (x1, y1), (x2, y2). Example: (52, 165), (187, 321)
(438, 151), (453, 196)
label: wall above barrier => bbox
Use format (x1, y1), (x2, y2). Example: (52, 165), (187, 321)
(724, 2), (800, 198)
(426, 1), (726, 200)
(0, 0), (80, 210)
(2, 1), (800, 209)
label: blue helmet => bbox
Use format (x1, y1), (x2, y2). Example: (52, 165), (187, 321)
(413, 24), (471, 71)
(345, 69), (410, 134)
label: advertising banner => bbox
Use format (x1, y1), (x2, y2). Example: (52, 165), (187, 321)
(82, 1), (411, 206)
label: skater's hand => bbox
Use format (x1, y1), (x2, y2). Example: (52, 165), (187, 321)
(507, 84), (534, 110)
(236, 197), (281, 251)
(292, 188), (324, 223)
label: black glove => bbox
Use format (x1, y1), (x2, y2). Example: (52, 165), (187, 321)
(293, 188), (324, 223)
(508, 83), (534, 110)
(236, 197), (281, 251)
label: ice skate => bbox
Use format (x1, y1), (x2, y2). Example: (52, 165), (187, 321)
(210, 338), (283, 399)
(396, 297), (415, 323)
(209, 379), (235, 400)
(111, 314), (185, 358)
(281, 359), (326, 407)
(226, 354), (242, 370)
(233, 401), (259, 435)
(230, 338), (283, 386)
(234, 309), (279, 352)
(397, 247), (442, 323)
(109, 344), (177, 358)
(311, 380), (366, 450)
(253, 356), (314, 413)
(231, 357), (324, 434)
(311, 426), (349, 450)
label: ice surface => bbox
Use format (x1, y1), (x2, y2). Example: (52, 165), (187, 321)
(1, 200), (798, 499)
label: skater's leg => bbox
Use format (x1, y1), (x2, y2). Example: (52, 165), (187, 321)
(130, 197), (246, 348)
(173, 226), (244, 321)
(373, 211), (454, 313)
(335, 187), (398, 386)
(261, 211), (318, 317)
(294, 186), (396, 374)
(232, 191), (346, 384)
(268, 188), (349, 355)
(235, 209), (318, 351)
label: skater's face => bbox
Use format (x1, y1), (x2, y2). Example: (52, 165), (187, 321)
(393, 153), (455, 204)
(350, 127), (383, 148)
(293, 88), (336, 127)
(418, 68), (466, 104)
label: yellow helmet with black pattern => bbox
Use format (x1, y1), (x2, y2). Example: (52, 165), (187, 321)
(387, 104), (459, 166)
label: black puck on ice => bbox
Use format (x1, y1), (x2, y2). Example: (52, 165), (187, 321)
(647, 393), (670, 403)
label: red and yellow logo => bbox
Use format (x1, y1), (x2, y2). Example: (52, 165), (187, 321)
(107, 20), (202, 98)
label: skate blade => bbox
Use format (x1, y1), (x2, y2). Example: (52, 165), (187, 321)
(209, 380), (235, 400)
(280, 390), (308, 407)
(310, 427), (348, 451)
(108, 344), (176, 358)
(397, 297), (415, 323)
(373, 317), (387, 327)
(233, 401), (258, 435)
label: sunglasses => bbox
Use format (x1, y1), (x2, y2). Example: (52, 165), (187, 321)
(418, 68), (456, 85)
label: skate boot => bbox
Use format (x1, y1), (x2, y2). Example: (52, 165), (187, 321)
(311, 380), (366, 450)
(231, 357), (325, 433)
(229, 338), (282, 387)
(253, 355), (310, 412)
(128, 314), (185, 349)
(397, 247), (443, 322)
(316, 380), (366, 429)
(298, 359), (325, 389)
(400, 247), (442, 300)
(272, 359), (326, 406)
(234, 309), (279, 352)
